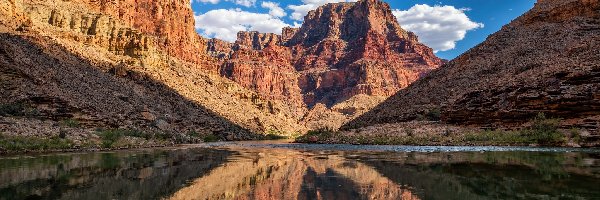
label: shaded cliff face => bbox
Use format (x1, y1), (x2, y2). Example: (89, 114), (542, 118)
(344, 0), (600, 133)
(212, 0), (442, 129)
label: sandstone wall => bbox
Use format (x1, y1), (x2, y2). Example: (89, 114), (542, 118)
(213, 0), (443, 129)
(75, 0), (208, 64)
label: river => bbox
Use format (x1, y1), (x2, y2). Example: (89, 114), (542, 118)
(1, 141), (599, 200)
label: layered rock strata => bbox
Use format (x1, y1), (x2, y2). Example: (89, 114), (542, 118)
(344, 0), (600, 134)
(210, 0), (443, 129)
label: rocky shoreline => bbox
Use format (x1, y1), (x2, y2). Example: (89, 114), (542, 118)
(297, 120), (600, 148)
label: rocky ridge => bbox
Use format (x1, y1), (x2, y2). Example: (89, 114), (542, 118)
(209, 0), (443, 129)
(344, 0), (600, 135)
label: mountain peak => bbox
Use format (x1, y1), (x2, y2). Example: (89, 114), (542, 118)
(288, 0), (412, 47)
(217, 0), (442, 115)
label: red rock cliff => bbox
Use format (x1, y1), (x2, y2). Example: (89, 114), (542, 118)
(216, 0), (443, 114)
(74, 0), (209, 64)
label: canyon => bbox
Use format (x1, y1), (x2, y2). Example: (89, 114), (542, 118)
(0, 0), (441, 145)
(1, 0), (598, 148)
(1, 0), (600, 197)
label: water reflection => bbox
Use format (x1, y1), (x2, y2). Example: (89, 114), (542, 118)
(0, 148), (231, 200)
(0, 144), (599, 200)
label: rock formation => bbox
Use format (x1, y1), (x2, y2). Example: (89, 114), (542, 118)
(344, 0), (600, 134)
(0, 0), (443, 141)
(75, 0), (209, 64)
(0, 0), (308, 140)
(210, 0), (443, 129)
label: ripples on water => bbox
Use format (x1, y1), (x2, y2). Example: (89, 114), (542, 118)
(1, 142), (599, 200)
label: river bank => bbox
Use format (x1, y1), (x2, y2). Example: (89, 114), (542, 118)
(295, 121), (600, 148)
(3, 114), (599, 154)
(0, 117), (290, 155)
(0, 117), (216, 155)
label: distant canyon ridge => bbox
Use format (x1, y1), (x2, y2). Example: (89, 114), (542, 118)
(207, 0), (443, 130)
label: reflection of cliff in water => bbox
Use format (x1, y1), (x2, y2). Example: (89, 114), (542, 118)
(0, 148), (232, 200)
(355, 151), (600, 200)
(169, 149), (419, 200)
(1, 146), (599, 200)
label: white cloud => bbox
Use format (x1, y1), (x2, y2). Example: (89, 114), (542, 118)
(195, 0), (256, 7)
(261, 1), (286, 18)
(195, 8), (290, 42)
(232, 0), (256, 7)
(196, 0), (220, 4)
(393, 4), (483, 52)
(288, 0), (358, 21)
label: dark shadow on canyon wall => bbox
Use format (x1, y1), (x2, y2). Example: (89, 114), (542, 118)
(0, 32), (260, 140)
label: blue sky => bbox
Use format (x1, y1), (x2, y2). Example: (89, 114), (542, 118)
(191, 0), (536, 60)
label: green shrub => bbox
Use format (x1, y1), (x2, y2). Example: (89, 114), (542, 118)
(265, 133), (288, 140)
(570, 128), (582, 144)
(188, 131), (201, 138)
(97, 130), (124, 148)
(526, 113), (565, 145)
(464, 113), (565, 146)
(404, 128), (415, 137)
(264, 129), (288, 140)
(202, 134), (219, 142)
(61, 119), (81, 128)
(0, 103), (25, 116)
(184, 132), (220, 143)
(295, 127), (336, 143)
(425, 108), (442, 121)
(96, 129), (173, 148)
(58, 129), (67, 139)
(152, 132), (170, 141)
(0, 134), (73, 152)
(307, 127), (335, 137)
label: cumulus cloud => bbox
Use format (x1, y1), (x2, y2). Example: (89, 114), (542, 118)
(393, 4), (483, 52)
(288, 0), (358, 21)
(261, 1), (286, 17)
(195, 0), (256, 7)
(196, 0), (219, 4)
(195, 8), (290, 42)
(233, 0), (256, 7)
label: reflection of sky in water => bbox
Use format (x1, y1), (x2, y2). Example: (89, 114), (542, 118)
(0, 143), (599, 200)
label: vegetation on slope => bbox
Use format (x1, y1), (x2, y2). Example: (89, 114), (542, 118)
(297, 113), (585, 147)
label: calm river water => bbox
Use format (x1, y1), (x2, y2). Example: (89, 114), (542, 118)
(1, 141), (599, 200)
